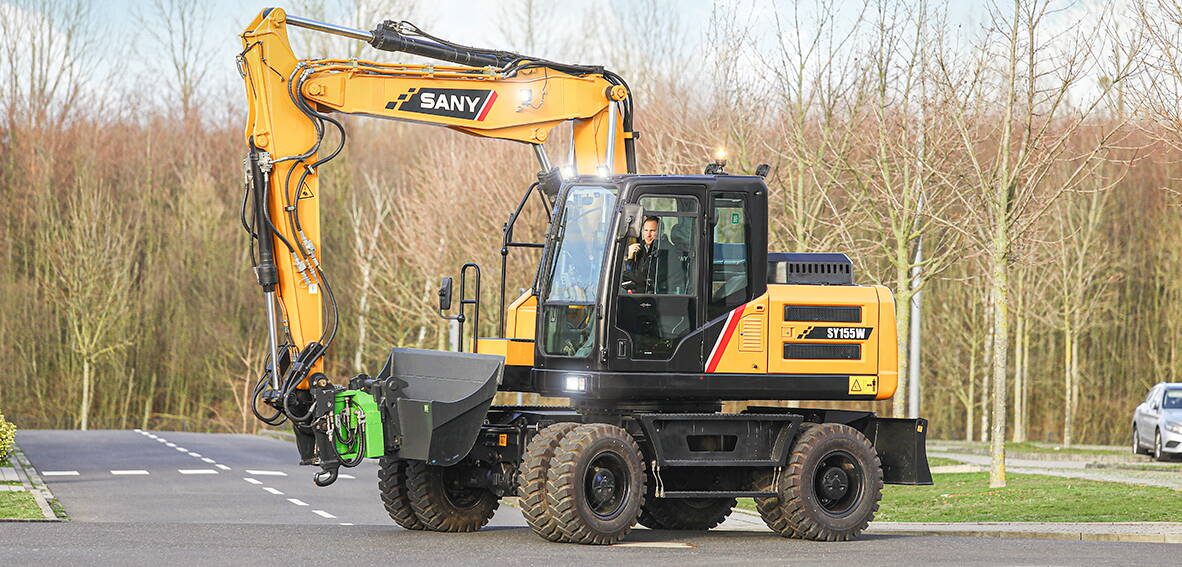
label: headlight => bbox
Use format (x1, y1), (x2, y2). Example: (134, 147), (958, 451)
(1165, 422), (1182, 435)
(564, 374), (588, 393)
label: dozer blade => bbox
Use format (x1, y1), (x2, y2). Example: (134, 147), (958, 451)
(376, 348), (503, 466)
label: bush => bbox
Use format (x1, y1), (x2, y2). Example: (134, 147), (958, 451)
(0, 411), (15, 460)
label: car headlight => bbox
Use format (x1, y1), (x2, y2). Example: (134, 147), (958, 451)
(1165, 422), (1182, 435)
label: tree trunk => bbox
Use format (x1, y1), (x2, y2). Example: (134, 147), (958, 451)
(980, 306), (993, 443)
(989, 202), (1010, 488)
(353, 262), (372, 374)
(80, 358), (91, 431)
(1012, 314), (1026, 442)
(894, 256), (913, 418)
(966, 345), (976, 441)
(1063, 322), (1074, 446)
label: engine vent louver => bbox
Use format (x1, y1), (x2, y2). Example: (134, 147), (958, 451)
(767, 252), (854, 285)
(784, 305), (862, 323)
(783, 343), (861, 360)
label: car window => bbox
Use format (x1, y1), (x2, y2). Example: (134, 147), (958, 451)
(1165, 390), (1182, 410)
(1147, 387), (1159, 405)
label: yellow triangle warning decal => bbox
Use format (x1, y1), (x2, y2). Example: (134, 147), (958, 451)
(848, 375), (878, 396)
(850, 378), (863, 393)
(298, 185), (316, 200)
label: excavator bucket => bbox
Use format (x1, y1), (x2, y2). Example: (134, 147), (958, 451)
(375, 348), (503, 466)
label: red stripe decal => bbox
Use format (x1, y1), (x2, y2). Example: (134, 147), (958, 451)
(476, 91), (497, 121)
(706, 304), (746, 373)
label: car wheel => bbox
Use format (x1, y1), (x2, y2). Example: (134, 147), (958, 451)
(1132, 426), (1140, 455)
(1155, 430), (1167, 462)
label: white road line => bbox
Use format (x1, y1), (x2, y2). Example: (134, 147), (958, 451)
(110, 470), (150, 476)
(201, 457), (216, 464)
(246, 470), (287, 476)
(155, 439), (167, 443)
(133, 429), (142, 433)
(188, 452), (201, 457)
(287, 498), (308, 506)
(263, 487), (284, 495)
(215, 464), (231, 471)
(165, 442), (176, 447)
(178, 469), (218, 475)
(339, 474), (355, 480)
(175, 447), (187, 452)
(313, 510), (336, 519)
(41, 471), (80, 476)
(244, 478), (263, 485)
(339, 523), (353, 526)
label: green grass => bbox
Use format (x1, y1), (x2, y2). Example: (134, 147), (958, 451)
(737, 472), (1182, 522)
(0, 480), (21, 486)
(926, 456), (965, 467)
(0, 491), (42, 520)
(1004, 442), (1124, 457)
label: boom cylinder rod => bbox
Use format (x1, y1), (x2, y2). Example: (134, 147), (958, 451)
(264, 292), (281, 389)
(285, 14), (373, 41)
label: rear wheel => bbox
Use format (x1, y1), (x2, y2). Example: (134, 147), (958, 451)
(405, 461), (499, 532)
(377, 457), (424, 530)
(638, 497), (736, 530)
(518, 422), (580, 541)
(1155, 430), (1169, 462)
(546, 423), (646, 545)
(1133, 426), (1148, 456)
(756, 423), (883, 541)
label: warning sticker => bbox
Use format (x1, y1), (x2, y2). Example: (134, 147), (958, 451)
(848, 375), (878, 396)
(298, 184), (316, 200)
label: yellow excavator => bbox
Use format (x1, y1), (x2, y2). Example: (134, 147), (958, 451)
(238, 8), (931, 545)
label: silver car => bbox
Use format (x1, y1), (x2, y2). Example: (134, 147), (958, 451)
(1132, 382), (1182, 461)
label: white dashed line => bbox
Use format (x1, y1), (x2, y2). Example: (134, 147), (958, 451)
(178, 469), (218, 475)
(175, 447), (187, 452)
(263, 487), (284, 495)
(165, 442), (176, 447)
(215, 464), (231, 471)
(246, 470), (287, 476)
(339, 523), (353, 526)
(339, 474), (355, 480)
(42, 471), (80, 476)
(133, 429), (143, 433)
(155, 439), (166, 443)
(313, 510), (336, 519)
(287, 498), (308, 506)
(201, 457), (216, 464)
(188, 452), (201, 457)
(110, 470), (150, 476)
(244, 478), (263, 485)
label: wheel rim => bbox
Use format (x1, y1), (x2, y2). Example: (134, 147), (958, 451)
(812, 450), (865, 517)
(584, 450), (630, 520)
(1133, 428), (1139, 452)
(441, 466), (484, 510)
(1156, 432), (1163, 459)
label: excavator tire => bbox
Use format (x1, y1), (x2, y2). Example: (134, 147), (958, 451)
(546, 423), (645, 545)
(377, 457), (424, 530)
(637, 497), (736, 530)
(755, 423), (882, 541)
(518, 422), (581, 542)
(405, 461), (499, 532)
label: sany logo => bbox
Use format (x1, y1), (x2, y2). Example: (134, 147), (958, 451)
(387, 88), (497, 121)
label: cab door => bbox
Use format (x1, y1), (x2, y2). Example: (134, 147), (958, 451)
(607, 187), (706, 373)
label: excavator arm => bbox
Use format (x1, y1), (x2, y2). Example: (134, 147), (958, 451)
(236, 8), (635, 478)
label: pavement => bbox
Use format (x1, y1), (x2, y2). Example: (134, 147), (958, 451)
(3, 429), (1181, 566)
(928, 449), (1182, 491)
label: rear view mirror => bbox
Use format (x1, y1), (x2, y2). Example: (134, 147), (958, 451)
(617, 203), (645, 240)
(438, 277), (454, 312)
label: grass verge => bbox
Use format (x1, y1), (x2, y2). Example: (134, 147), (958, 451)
(0, 491), (43, 520)
(737, 472), (1182, 522)
(926, 456), (965, 467)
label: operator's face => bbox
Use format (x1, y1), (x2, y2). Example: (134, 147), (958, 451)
(642, 220), (658, 246)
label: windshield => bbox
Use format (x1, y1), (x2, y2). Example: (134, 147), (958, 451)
(540, 185), (618, 357)
(1165, 389), (1182, 409)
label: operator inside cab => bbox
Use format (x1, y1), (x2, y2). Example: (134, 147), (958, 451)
(620, 215), (693, 295)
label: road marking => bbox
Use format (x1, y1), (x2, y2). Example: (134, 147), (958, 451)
(110, 470), (150, 476)
(246, 470), (287, 476)
(339, 474), (355, 480)
(313, 510), (336, 519)
(244, 478), (263, 485)
(201, 457), (216, 464)
(339, 523), (353, 526)
(178, 469), (218, 475)
(216, 464), (231, 471)
(156, 439), (167, 443)
(287, 498), (308, 506)
(42, 471), (79, 476)
(175, 447), (187, 452)
(613, 542), (696, 549)
(133, 429), (142, 433)
(263, 487), (284, 495)
(165, 442), (176, 447)
(188, 452), (201, 457)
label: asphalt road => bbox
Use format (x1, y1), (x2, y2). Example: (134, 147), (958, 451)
(5, 429), (1179, 566)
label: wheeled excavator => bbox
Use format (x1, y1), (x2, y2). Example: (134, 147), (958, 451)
(237, 8), (931, 545)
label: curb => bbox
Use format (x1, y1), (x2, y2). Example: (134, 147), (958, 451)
(6, 444), (65, 521)
(865, 526), (1182, 544)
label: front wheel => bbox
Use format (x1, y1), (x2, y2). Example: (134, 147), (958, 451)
(1155, 430), (1169, 462)
(405, 461), (499, 532)
(546, 423), (646, 545)
(756, 423), (883, 541)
